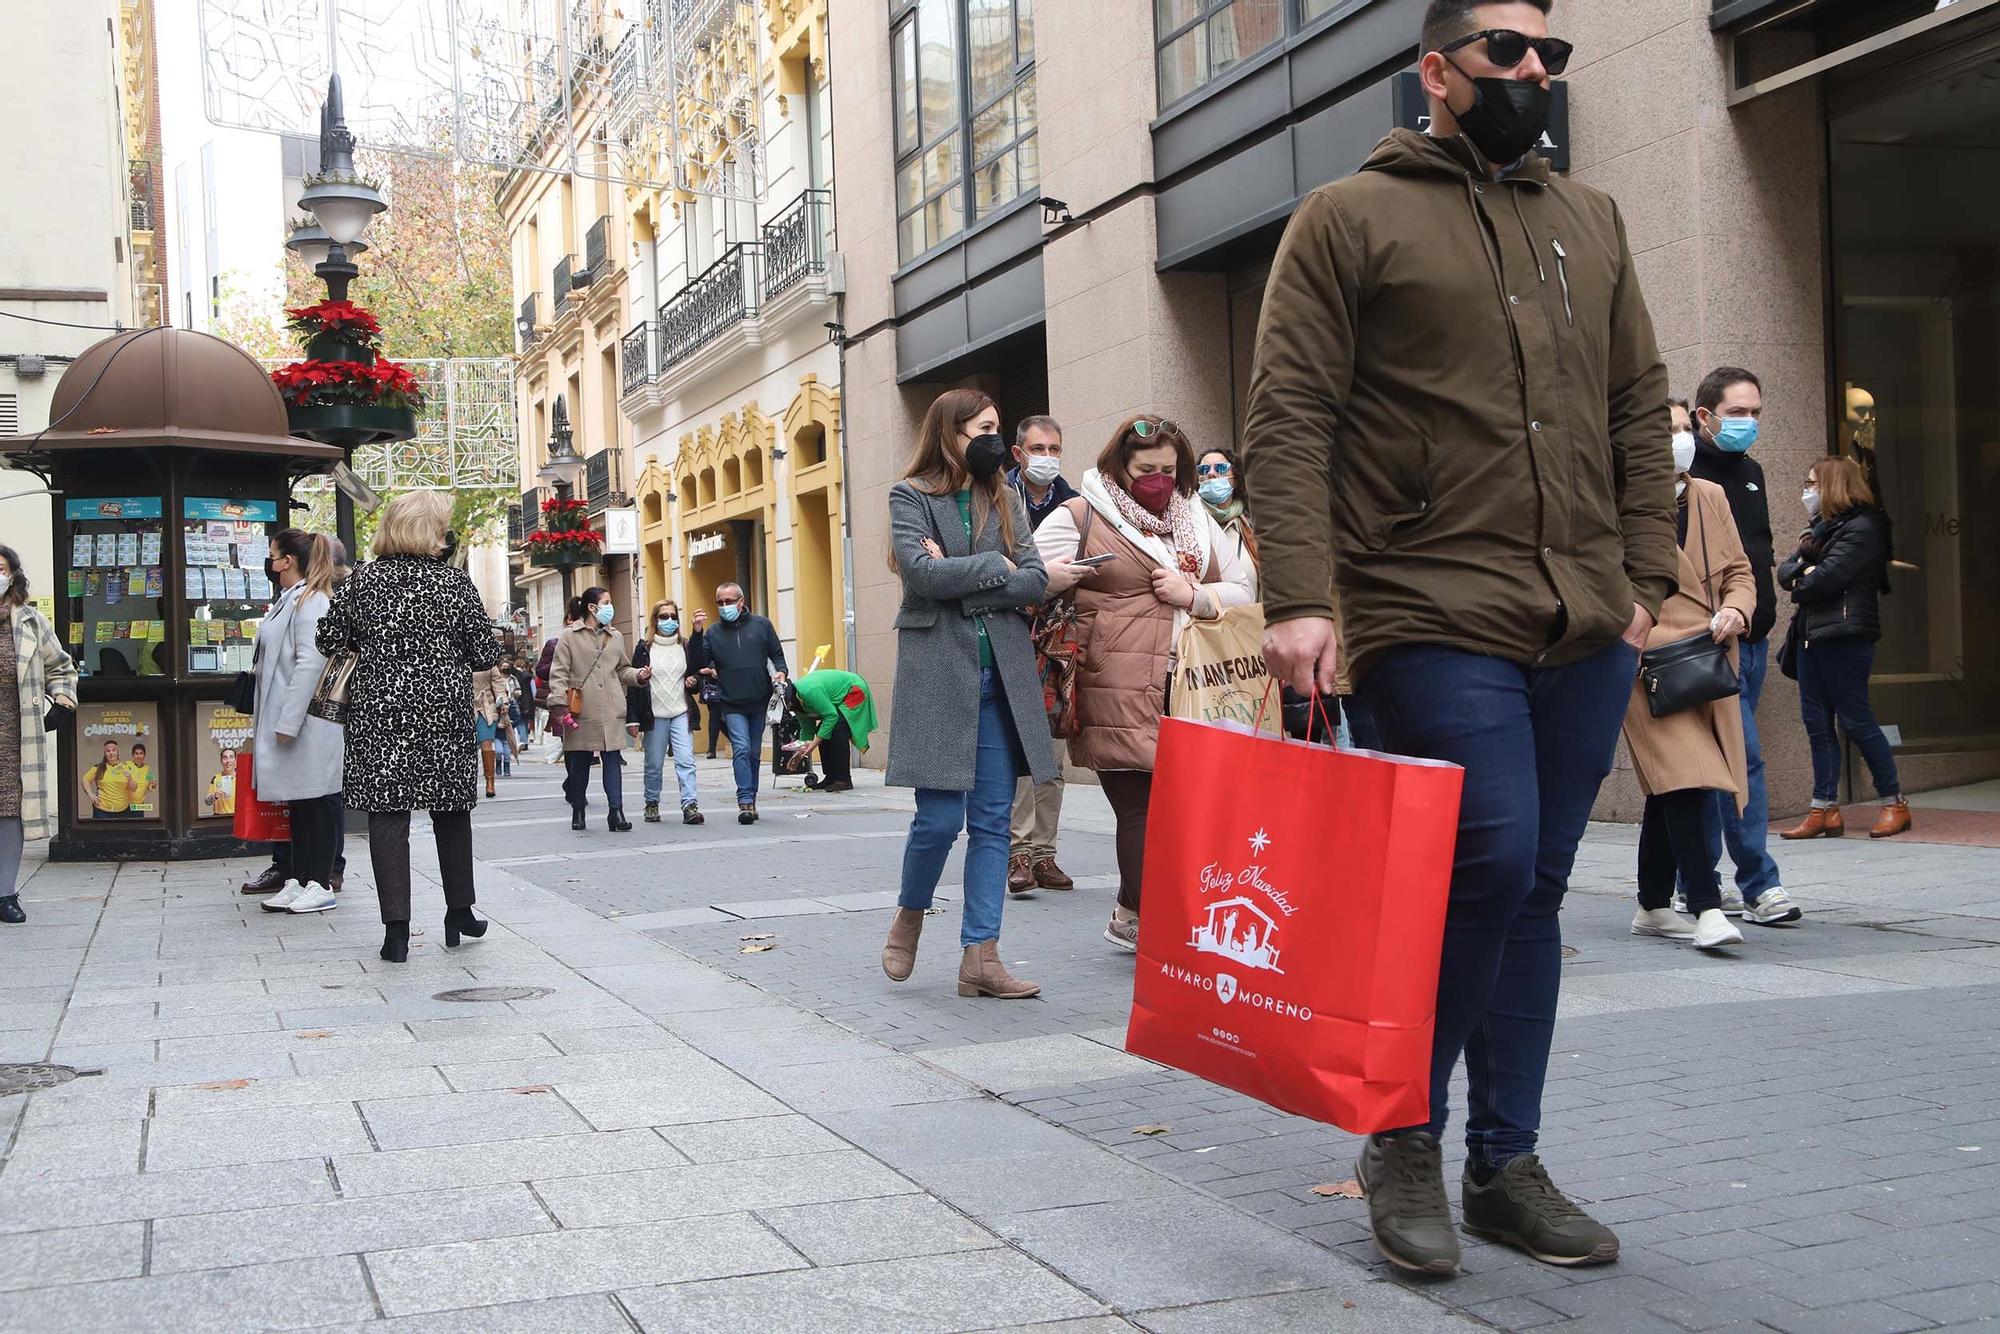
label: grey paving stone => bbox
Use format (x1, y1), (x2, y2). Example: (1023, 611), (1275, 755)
(0, 1254), (375, 1333)
(290, 1032), (562, 1076)
(537, 1023), (686, 1055)
(750, 1055), (980, 1113)
(150, 1183), (555, 1273)
(356, 1088), (592, 1150)
(0, 1117), (143, 1181)
(532, 1148), (918, 1227)
(820, 1095), (1084, 1168)
(297, 1294), (635, 1334)
(433, 1044), (712, 1092)
(1762, 1302), (1940, 1334)
(909, 1147), (1185, 1216)
(1135, 1285), (1478, 1331)
(657, 1113), (851, 1163)
(364, 1213), (808, 1316)
(152, 1065), (450, 1115)
(1890, 1280), (2000, 1324)
(919, 1033), (1164, 1094)
(0, 1158), (334, 1234)
(754, 1194), (1001, 1266)
(615, 1248), (1106, 1333)
(333, 1128), (687, 1198)
(0, 1220), (145, 1292)
(15, 1082), (154, 1129)
(553, 1070), (788, 1130)
(144, 1102), (372, 1172)
(712, 897), (844, 918)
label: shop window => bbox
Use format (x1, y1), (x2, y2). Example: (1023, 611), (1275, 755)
(1156, 0), (1283, 110)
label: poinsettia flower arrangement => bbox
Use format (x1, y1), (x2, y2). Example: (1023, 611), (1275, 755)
(525, 528), (604, 551)
(540, 495), (589, 523)
(270, 359), (426, 410)
(284, 299), (382, 347)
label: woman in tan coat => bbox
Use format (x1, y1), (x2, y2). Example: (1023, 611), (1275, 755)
(1623, 461), (1756, 953)
(546, 586), (646, 832)
(472, 662), (513, 799)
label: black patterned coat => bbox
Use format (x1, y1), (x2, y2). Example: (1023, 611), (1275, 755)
(317, 555), (501, 813)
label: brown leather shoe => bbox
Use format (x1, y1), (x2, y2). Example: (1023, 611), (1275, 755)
(240, 864), (288, 894)
(1870, 800), (1912, 839)
(1007, 852), (1035, 895)
(957, 941), (1041, 999)
(881, 908), (923, 982)
(1033, 857), (1074, 890)
(1780, 807), (1844, 840)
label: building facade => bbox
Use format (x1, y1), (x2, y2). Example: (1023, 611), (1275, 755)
(830, 0), (2000, 814)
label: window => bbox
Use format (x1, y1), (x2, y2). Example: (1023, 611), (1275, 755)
(1156, 0), (1283, 108)
(892, 0), (1037, 263)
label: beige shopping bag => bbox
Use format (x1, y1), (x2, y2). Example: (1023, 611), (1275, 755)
(1169, 604), (1279, 735)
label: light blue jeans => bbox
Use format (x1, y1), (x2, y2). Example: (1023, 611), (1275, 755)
(897, 669), (1023, 948)
(643, 714), (699, 808)
(721, 709), (768, 806)
(1687, 637), (1783, 902)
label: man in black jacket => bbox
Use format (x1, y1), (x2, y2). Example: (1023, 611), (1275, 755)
(1007, 414), (1080, 894)
(1687, 367), (1800, 926)
(694, 582), (788, 824)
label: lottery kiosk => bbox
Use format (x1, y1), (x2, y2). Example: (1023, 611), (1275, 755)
(0, 328), (342, 859)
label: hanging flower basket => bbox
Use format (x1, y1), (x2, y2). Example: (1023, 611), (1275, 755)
(274, 357), (425, 446)
(285, 402), (418, 447)
(527, 528), (604, 568)
(287, 299), (382, 349)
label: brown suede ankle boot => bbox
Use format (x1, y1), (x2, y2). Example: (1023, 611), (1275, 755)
(1780, 806), (1843, 840)
(881, 909), (924, 982)
(1869, 799), (1911, 839)
(957, 941), (1041, 999)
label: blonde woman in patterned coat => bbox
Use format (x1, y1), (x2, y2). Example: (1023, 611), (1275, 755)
(317, 493), (500, 962)
(0, 545), (79, 925)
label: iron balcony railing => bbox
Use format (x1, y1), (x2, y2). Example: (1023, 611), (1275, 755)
(512, 487), (546, 545)
(761, 188), (833, 301)
(585, 449), (616, 517)
(584, 215), (611, 279)
(518, 293), (539, 350)
(657, 243), (761, 371)
(620, 321), (655, 395)
(553, 256), (576, 317)
(130, 196), (154, 232)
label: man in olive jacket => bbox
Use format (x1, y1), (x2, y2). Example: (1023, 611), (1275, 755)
(1244, 0), (1677, 1279)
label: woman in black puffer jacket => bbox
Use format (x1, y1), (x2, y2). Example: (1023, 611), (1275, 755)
(1777, 455), (1908, 841)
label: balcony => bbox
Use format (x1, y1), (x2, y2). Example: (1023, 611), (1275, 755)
(620, 321), (655, 396)
(583, 215), (612, 281)
(658, 243), (760, 372)
(518, 294), (539, 351)
(761, 188), (832, 302)
(552, 256), (576, 318)
(130, 196), (154, 232)
(585, 449), (618, 517)
(511, 487), (546, 545)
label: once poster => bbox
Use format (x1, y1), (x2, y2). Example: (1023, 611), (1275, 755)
(76, 702), (162, 821)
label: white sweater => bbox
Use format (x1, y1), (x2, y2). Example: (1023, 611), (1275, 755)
(646, 637), (690, 719)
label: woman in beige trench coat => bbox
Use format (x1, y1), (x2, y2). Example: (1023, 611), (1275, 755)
(546, 585), (646, 833)
(1623, 472), (1755, 953)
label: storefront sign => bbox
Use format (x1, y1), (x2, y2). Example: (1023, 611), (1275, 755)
(76, 701), (161, 822)
(194, 701), (252, 822)
(688, 533), (727, 557)
(64, 496), (162, 520)
(183, 497), (280, 523)
(603, 506), (640, 555)
(1392, 73), (1570, 173)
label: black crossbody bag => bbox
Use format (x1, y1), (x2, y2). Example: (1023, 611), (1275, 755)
(1638, 493), (1741, 719)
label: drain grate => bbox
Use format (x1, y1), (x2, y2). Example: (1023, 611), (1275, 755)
(433, 986), (553, 1003)
(0, 1064), (86, 1096)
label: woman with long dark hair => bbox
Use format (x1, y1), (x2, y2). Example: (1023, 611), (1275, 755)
(252, 528), (346, 916)
(880, 389), (1075, 999)
(547, 585), (647, 831)
(0, 546), (77, 925)
(1779, 455), (1908, 840)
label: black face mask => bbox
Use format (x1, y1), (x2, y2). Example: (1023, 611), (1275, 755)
(1446, 61), (1553, 168)
(263, 558), (279, 583)
(964, 433), (1009, 479)
(439, 530), (460, 565)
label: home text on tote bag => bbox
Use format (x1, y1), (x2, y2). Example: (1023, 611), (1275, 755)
(1167, 606), (1280, 736)
(1125, 714), (1462, 1134)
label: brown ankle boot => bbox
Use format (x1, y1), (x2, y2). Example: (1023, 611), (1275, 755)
(881, 908), (924, 982)
(482, 746), (497, 798)
(1780, 807), (1843, 840)
(957, 941), (1040, 999)
(1869, 800), (1912, 839)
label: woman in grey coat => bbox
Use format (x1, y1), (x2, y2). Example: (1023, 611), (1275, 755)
(251, 529), (345, 917)
(881, 389), (1085, 1000)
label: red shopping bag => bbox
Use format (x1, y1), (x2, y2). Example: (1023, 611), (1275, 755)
(1125, 715), (1463, 1133)
(231, 751), (291, 842)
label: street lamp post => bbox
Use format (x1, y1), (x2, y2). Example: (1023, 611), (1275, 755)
(535, 394), (588, 607)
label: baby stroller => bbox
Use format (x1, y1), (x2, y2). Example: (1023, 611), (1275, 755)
(768, 685), (822, 789)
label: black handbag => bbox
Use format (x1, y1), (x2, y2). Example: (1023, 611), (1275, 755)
(225, 671), (257, 714)
(43, 699), (73, 732)
(1638, 496), (1740, 718)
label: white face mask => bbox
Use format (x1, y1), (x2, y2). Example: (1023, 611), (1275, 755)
(1803, 487), (1821, 520)
(1671, 431), (1696, 474)
(1022, 454), (1062, 486)
(0, 574), (12, 596)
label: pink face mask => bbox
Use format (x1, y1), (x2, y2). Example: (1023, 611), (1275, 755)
(1129, 473), (1177, 515)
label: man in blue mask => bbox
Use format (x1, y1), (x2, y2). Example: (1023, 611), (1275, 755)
(1688, 366), (1800, 927)
(691, 582), (789, 824)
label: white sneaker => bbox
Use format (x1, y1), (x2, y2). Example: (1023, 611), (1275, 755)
(1632, 907), (1696, 939)
(1693, 908), (1743, 951)
(261, 879), (308, 912)
(286, 882), (338, 914)
(1670, 890), (1687, 915)
(1719, 887), (1746, 917)
(1744, 887), (1803, 926)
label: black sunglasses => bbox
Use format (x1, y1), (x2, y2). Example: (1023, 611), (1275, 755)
(1441, 28), (1574, 76)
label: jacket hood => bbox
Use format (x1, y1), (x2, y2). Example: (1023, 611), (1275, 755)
(1359, 127), (1554, 186)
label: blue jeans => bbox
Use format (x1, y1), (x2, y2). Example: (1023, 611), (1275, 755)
(1694, 638), (1781, 901)
(562, 749), (623, 809)
(643, 714), (700, 808)
(722, 709), (768, 806)
(1799, 638), (1900, 803)
(1357, 639), (1637, 1164)
(897, 669), (1023, 948)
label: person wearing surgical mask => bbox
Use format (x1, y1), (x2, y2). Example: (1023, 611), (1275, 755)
(547, 586), (647, 833)
(1008, 415), (1078, 533)
(627, 599), (702, 826)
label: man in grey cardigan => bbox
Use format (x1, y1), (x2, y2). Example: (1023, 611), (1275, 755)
(693, 582), (788, 824)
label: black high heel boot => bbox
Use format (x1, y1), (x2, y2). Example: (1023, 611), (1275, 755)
(443, 906), (488, 948)
(380, 921), (409, 963)
(570, 804), (586, 831)
(608, 807), (632, 832)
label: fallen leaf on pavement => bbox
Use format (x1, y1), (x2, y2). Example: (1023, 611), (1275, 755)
(739, 933), (775, 942)
(1311, 1180), (1364, 1199)
(194, 1078), (253, 1091)
(1343, 1301), (1356, 1310)
(506, 1085), (551, 1095)
(294, 1031), (335, 1040)
(1131, 1125), (1171, 1137)
(739, 942), (776, 953)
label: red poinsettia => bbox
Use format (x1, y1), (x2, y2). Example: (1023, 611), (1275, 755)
(270, 358), (426, 411)
(285, 299), (383, 346)
(526, 528), (603, 548)
(540, 496), (589, 520)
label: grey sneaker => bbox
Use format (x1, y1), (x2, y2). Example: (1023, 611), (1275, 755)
(1719, 887), (1746, 917)
(1461, 1155), (1619, 1267)
(1356, 1133), (1460, 1275)
(1103, 907), (1139, 953)
(1744, 886), (1802, 926)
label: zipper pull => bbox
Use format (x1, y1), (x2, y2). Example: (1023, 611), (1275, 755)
(1550, 238), (1573, 327)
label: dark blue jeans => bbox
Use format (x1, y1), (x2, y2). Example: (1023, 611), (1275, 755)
(1691, 637), (1781, 901)
(1798, 638), (1900, 803)
(1357, 639), (1637, 1164)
